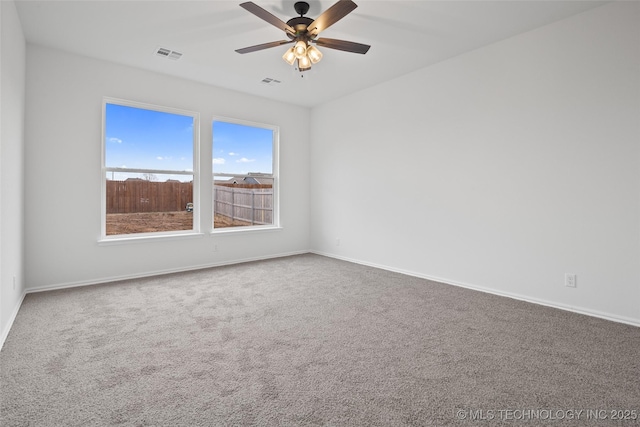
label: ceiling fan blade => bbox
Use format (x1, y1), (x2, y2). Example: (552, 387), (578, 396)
(240, 2), (295, 36)
(307, 0), (358, 37)
(235, 40), (293, 54)
(315, 38), (370, 54)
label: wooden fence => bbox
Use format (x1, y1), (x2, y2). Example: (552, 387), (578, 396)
(106, 180), (273, 224)
(106, 180), (192, 214)
(213, 185), (273, 225)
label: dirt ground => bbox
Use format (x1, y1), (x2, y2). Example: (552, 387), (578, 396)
(106, 212), (251, 235)
(212, 214), (251, 229)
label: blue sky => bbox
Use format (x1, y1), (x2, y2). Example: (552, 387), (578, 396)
(213, 120), (273, 175)
(105, 103), (194, 174)
(105, 104), (273, 180)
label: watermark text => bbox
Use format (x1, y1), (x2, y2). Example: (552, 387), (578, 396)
(455, 408), (638, 422)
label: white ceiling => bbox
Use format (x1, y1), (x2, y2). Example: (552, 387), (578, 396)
(15, 0), (606, 108)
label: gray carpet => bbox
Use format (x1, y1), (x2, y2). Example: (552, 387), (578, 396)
(1, 254), (639, 426)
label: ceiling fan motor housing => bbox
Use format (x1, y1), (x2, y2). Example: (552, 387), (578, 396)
(286, 16), (314, 40)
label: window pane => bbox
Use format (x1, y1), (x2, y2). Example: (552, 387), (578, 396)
(105, 103), (193, 172)
(213, 184), (273, 229)
(212, 120), (275, 229)
(212, 121), (273, 175)
(105, 172), (194, 235)
(103, 101), (197, 237)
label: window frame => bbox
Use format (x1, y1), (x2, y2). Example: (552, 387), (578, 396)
(211, 116), (280, 233)
(100, 97), (201, 242)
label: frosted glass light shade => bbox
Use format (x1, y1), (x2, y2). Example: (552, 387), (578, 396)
(306, 45), (323, 64)
(298, 55), (311, 71)
(294, 40), (307, 59)
(282, 47), (296, 65)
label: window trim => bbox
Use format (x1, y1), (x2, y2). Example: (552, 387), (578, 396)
(100, 97), (201, 242)
(211, 116), (280, 233)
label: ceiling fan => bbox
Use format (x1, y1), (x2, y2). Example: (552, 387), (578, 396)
(235, 0), (370, 73)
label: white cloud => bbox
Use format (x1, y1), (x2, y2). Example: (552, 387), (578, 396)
(212, 158), (226, 165)
(108, 137), (122, 144)
(156, 156), (164, 160)
(237, 157), (255, 163)
(228, 152), (238, 156)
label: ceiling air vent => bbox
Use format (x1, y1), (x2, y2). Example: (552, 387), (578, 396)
(155, 47), (183, 61)
(261, 77), (281, 86)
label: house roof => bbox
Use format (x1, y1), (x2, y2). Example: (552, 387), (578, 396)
(215, 176), (274, 186)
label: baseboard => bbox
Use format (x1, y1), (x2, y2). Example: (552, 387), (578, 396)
(1, 291), (26, 350)
(311, 250), (640, 328)
(26, 250), (310, 294)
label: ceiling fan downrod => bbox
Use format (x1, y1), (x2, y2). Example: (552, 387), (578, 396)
(293, 1), (310, 17)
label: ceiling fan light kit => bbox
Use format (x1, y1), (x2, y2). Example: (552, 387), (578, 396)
(236, 0), (370, 74)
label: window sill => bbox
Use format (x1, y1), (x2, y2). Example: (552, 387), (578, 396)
(98, 231), (205, 246)
(209, 225), (283, 236)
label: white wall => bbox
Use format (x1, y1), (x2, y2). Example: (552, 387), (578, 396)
(310, 2), (640, 325)
(24, 45), (310, 291)
(1, 0), (26, 343)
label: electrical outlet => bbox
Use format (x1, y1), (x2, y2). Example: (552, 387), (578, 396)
(565, 274), (577, 288)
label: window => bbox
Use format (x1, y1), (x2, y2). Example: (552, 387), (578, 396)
(102, 98), (199, 238)
(212, 118), (278, 230)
